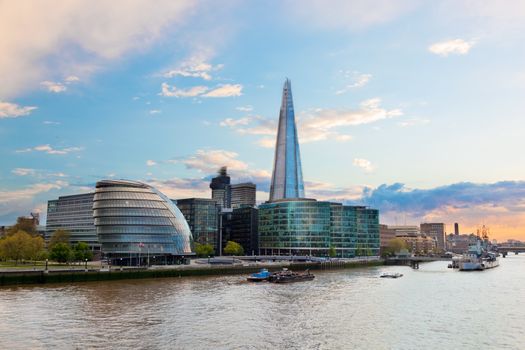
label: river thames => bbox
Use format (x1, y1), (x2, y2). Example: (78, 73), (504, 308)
(1, 256), (524, 350)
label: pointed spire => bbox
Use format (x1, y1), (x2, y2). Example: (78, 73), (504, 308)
(269, 79), (305, 201)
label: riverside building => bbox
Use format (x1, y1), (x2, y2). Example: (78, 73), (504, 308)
(46, 193), (100, 251)
(258, 79), (380, 257)
(93, 179), (193, 264)
(174, 198), (219, 249)
(420, 223), (446, 252)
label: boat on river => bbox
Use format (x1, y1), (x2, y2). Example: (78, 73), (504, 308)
(380, 272), (403, 278)
(268, 268), (315, 283)
(458, 235), (499, 271)
(247, 268), (271, 282)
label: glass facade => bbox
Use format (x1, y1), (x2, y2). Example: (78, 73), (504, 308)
(259, 200), (380, 257)
(46, 193), (99, 250)
(93, 180), (193, 259)
(269, 79), (305, 201)
(223, 207), (259, 255)
(174, 198), (219, 249)
(259, 199), (331, 255)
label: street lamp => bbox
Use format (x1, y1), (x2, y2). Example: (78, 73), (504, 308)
(84, 258), (88, 272)
(120, 258), (123, 271)
(45, 258), (48, 273)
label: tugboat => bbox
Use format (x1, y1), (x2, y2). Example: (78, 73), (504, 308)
(247, 268), (271, 282)
(268, 268), (315, 283)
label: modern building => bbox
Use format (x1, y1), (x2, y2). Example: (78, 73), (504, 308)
(269, 79), (305, 201)
(222, 207), (259, 255)
(420, 223), (446, 252)
(175, 198), (219, 249)
(230, 182), (256, 208)
(330, 203), (380, 257)
(258, 79), (380, 257)
(93, 179), (193, 264)
(454, 222), (459, 235)
(46, 193), (99, 250)
(379, 224), (397, 253)
(210, 166), (231, 209)
(259, 199), (379, 257)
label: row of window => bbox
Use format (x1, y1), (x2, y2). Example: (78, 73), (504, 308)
(94, 192), (162, 201)
(96, 225), (181, 234)
(93, 200), (167, 209)
(93, 208), (173, 218)
(94, 217), (174, 226)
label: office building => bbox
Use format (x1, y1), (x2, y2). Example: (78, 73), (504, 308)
(93, 179), (193, 263)
(454, 222), (459, 235)
(380, 224), (397, 253)
(259, 199), (379, 257)
(210, 166), (231, 209)
(231, 182), (256, 208)
(46, 193), (99, 250)
(395, 234), (437, 255)
(175, 198), (219, 249)
(420, 223), (446, 252)
(269, 79), (305, 201)
(223, 206), (259, 255)
(388, 225), (420, 237)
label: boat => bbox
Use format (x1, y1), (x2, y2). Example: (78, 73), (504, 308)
(458, 237), (499, 271)
(380, 272), (403, 278)
(268, 268), (315, 283)
(247, 268), (271, 282)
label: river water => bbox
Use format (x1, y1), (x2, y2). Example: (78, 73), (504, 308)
(1, 256), (524, 350)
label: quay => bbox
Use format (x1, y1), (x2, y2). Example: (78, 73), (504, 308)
(0, 257), (383, 286)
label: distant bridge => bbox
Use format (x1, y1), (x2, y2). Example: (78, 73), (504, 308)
(497, 246), (525, 257)
(385, 256), (452, 269)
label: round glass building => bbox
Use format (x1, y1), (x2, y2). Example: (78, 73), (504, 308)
(93, 179), (193, 264)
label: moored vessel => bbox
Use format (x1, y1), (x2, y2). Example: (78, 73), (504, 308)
(268, 268), (315, 283)
(458, 235), (499, 271)
(247, 268), (271, 282)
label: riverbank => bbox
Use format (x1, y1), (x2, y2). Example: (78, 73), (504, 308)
(0, 259), (383, 286)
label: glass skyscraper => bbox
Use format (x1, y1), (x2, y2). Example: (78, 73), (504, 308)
(259, 79), (380, 257)
(269, 79), (305, 201)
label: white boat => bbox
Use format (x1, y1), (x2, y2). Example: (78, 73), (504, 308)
(458, 240), (499, 271)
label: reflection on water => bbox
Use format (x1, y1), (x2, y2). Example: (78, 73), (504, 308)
(1, 256), (524, 349)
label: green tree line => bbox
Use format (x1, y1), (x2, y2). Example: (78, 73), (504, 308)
(0, 218), (92, 265)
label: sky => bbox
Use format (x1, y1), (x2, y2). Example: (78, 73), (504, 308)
(1, 0), (525, 241)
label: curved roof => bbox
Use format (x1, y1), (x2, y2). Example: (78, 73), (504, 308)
(96, 179), (149, 189)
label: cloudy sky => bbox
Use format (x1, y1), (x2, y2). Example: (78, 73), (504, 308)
(1, 0), (525, 240)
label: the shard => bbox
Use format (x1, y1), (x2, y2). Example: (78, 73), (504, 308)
(269, 79), (305, 201)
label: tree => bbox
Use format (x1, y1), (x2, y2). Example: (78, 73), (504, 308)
(49, 243), (74, 263)
(73, 242), (93, 262)
(27, 235), (45, 262)
(49, 229), (70, 249)
(328, 245), (337, 258)
(385, 238), (408, 256)
(6, 217), (37, 236)
(223, 241), (244, 256)
(194, 242), (215, 257)
(0, 231), (33, 264)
